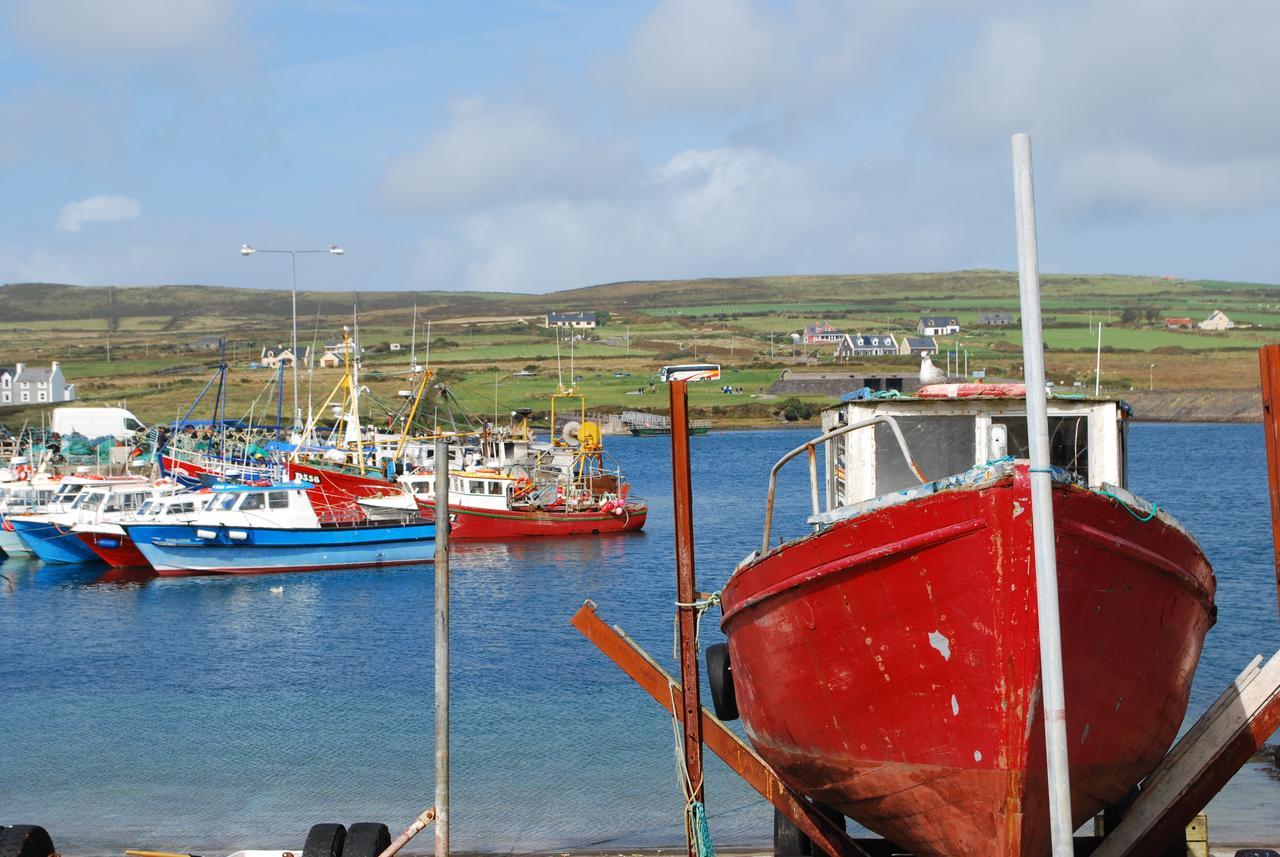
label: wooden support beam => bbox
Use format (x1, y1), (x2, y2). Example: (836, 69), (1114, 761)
(570, 601), (874, 857)
(1259, 344), (1280, 617)
(1091, 651), (1280, 857)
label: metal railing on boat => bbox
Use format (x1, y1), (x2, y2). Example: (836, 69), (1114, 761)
(761, 414), (925, 553)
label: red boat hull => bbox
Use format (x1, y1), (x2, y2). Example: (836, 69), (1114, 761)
(286, 460), (397, 510)
(77, 531), (149, 568)
(720, 465), (1214, 857)
(415, 498), (647, 538)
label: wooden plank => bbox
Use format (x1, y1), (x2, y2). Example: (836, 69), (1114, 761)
(1141, 655), (1263, 796)
(570, 601), (874, 857)
(1091, 651), (1280, 857)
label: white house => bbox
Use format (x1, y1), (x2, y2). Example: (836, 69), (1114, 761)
(2, 362), (75, 405)
(834, 333), (898, 361)
(317, 349), (345, 368)
(918, 316), (960, 336)
(260, 345), (309, 369)
(1198, 310), (1236, 331)
(389, 342), (403, 352)
(546, 311), (597, 329)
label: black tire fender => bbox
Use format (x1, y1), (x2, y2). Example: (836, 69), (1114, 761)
(342, 822), (391, 857)
(0, 825), (55, 857)
(302, 823), (346, 857)
(706, 642), (739, 721)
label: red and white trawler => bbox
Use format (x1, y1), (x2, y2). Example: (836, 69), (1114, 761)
(715, 390), (1215, 857)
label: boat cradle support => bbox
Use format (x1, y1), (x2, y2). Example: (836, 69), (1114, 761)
(571, 598), (1276, 857)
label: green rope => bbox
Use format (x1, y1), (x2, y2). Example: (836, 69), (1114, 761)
(1098, 489), (1158, 522)
(687, 800), (715, 857)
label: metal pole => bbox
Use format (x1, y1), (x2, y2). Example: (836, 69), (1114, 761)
(1011, 131), (1074, 857)
(1257, 345), (1280, 617)
(433, 437), (450, 857)
(1094, 322), (1103, 396)
(291, 251), (301, 433)
(669, 378), (704, 857)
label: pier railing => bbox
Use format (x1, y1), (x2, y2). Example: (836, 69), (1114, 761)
(761, 415), (924, 554)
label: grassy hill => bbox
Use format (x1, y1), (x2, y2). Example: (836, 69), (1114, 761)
(1, 270), (1276, 426)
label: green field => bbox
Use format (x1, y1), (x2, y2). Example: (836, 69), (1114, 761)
(3, 269), (1279, 427)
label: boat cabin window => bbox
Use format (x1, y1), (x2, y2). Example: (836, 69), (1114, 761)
(239, 492), (265, 511)
(874, 416), (977, 496)
(81, 492), (105, 510)
(215, 494), (238, 511)
(989, 415), (1089, 483)
(68, 492), (90, 510)
(469, 480), (485, 494)
(267, 491), (290, 509)
(488, 481), (503, 495)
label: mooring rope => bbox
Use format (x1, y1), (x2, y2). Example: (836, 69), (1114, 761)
(1097, 488), (1159, 522)
(667, 682), (716, 857)
(672, 590), (721, 660)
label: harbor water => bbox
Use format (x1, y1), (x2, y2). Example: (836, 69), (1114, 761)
(2, 423), (1279, 854)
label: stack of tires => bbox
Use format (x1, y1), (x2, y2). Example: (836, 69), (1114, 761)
(302, 822), (392, 857)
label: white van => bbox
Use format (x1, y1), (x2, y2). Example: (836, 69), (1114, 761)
(51, 407), (147, 441)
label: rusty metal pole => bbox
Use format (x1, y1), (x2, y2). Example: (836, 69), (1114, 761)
(433, 438), (450, 857)
(1258, 345), (1280, 617)
(669, 378), (705, 857)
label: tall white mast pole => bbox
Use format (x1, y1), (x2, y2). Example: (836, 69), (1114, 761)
(1011, 132), (1075, 857)
(1094, 322), (1103, 396)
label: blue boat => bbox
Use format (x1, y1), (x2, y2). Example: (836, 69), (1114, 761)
(9, 477), (154, 565)
(125, 483), (435, 575)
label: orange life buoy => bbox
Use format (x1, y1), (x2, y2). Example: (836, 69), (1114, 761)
(917, 383), (1027, 399)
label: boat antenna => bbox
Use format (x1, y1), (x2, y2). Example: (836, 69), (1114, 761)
(411, 301), (418, 369)
(1094, 321), (1103, 396)
(556, 326), (563, 390)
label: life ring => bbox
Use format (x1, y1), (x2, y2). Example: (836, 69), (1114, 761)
(14, 463), (33, 480)
(917, 383), (1026, 399)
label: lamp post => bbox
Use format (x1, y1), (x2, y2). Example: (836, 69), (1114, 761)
(1149, 362), (1155, 391)
(241, 244), (344, 431)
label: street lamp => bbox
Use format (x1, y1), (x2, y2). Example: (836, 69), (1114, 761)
(1149, 362), (1155, 391)
(240, 244), (344, 431)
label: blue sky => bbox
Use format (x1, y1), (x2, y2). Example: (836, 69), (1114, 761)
(2, 0), (1278, 293)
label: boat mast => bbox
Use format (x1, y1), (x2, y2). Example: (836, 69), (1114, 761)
(1011, 131), (1074, 857)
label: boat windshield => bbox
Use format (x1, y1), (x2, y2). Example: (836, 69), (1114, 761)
(215, 493), (239, 511)
(80, 492), (107, 511)
(137, 500), (158, 516)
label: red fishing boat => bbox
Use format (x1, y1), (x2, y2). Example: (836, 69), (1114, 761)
(713, 392), (1215, 857)
(408, 469), (646, 538)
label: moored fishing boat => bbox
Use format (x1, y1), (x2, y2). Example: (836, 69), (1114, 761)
(713, 390), (1215, 857)
(75, 490), (213, 567)
(8, 476), (152, 564)
(126, 482), (435, 575)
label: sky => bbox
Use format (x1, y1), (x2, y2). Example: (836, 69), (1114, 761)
(2, 0), (1279, 294)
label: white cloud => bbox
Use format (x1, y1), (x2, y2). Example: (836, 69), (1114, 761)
(12, 0), (237, 58)
(381, 98), (636, 212)
(413, 147), (862, 292)
(56, 196), (142, 233)
(619, 0), (929, 117)
(927, 0), (1280, 216)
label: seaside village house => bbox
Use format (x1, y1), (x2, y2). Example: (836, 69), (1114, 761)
(834, 333), (898, 362)
(978, 311), (1015, 327)
(1165, 317), (1194, 330)
(1198, 310), (1236, 331)
(0, 362), (76, 405)
(259, 345), (310, 370)
(917, 315), (961, 336)
(802, 321), (844, 345)
(545, 311), (598, 329)
(898, 335), (939, 357)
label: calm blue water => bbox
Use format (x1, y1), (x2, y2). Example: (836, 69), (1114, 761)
(2, 424), (1278, 853)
